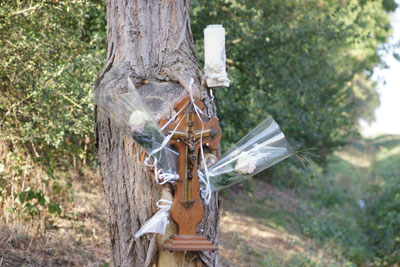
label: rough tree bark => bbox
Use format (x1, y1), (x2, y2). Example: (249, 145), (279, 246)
(94, 1), (221, 266)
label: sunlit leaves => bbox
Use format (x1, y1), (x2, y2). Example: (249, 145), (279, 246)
(191, 0), (395, 161)
(0, 0), (106, 153)
(0, 0), (106, 221)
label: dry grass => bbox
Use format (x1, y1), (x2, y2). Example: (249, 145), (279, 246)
(0, 139), (110, 266)
(0, 166), (328, 267)
(1, 165), (317, 267)
(0, 138), (334, 266)
(0, 224), (105, 266)
(0, 169), (110, 266)
(218, 180), (336, 266)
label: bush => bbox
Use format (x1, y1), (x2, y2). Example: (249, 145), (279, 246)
(365, 152), (400, 265)
(0, 0), (106, 223)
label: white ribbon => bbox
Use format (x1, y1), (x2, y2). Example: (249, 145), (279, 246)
(187, 79), (212, 204)
(160, 102), (189, 131)
(144, 103), (189, 184)
(156, 199), (173, 208)
(157, 170), (179, 185)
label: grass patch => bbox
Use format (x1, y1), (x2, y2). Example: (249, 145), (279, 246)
(245, 205), (299, 233)
(298, 135), (400, 265)
(219, 134), (400, 266)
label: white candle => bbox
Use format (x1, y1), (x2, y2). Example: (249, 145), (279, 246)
(204, 25), (230, 88)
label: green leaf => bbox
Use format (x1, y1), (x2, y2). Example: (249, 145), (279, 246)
(48, 201), (62, 215)
(37, 193), (45, 206)
(26, 190), (35, 201)
(18, 191), (27, 203)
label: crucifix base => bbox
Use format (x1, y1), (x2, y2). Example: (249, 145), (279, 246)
(160, 235), (217, 252)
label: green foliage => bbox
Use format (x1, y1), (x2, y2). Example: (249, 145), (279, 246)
(365, 146), (400, 265)
(191, 0), (395, 161)
(297, 135), (400, 265)
(0, 0), (395, 178)
(17, 187), (46, 218)
(0, 0), (105, 222)
(286, 254), (320, 267)
(0, 0), (105, 160)
(48, 200), (62, 215)
(0, 145), (73, 223)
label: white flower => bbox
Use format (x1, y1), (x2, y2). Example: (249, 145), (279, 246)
(129, 110), (150, 134)
(234, 151), (257, 175)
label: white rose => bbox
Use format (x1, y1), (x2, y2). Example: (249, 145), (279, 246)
(129, 110), (150, 134)
(234, 151), (257, 175)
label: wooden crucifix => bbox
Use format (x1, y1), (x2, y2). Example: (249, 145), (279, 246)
(159, 95), (221, 251)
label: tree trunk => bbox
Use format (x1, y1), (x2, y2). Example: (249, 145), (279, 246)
(94, 1), (221, 266)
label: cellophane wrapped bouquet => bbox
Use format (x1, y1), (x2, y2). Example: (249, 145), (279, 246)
(94, 78), (177, 174)
(201, 116), (294, 192)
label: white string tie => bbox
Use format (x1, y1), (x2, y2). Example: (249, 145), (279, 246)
(144, 104), (188, 184)
(156, 199), (172, 208)
(188, 78), (212, 204)
(161, 102), (189, 131)
(158, 171), (179, 185)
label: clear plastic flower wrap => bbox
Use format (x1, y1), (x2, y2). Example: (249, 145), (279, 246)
(135, 199), (172, 238)
(202, 116), (295, 192)
(94, 78), (177, 175)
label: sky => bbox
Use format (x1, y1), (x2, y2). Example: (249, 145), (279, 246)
(360, 2), (400, 136)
